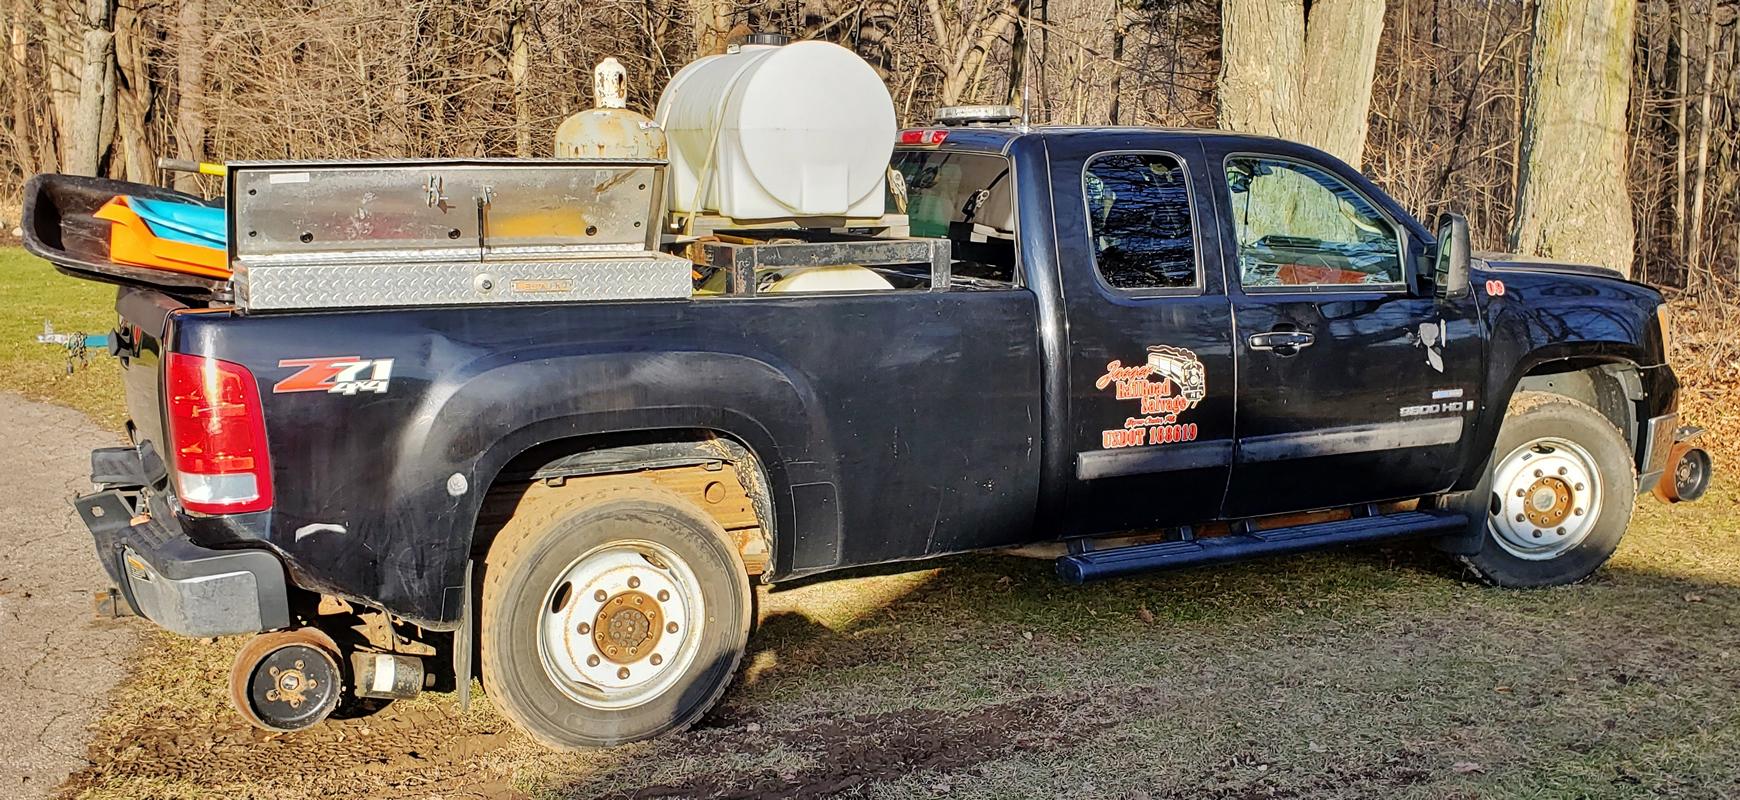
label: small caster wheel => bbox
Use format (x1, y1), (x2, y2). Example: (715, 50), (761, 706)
(229, 628), (344, 733)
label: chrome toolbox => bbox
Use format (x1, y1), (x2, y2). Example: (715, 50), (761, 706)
(225, 159), (691, 311)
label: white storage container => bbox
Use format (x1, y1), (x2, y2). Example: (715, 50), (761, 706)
(654, 40), (896, 222)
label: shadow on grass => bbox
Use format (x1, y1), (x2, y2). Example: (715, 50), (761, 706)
(546, 492), (1740, 799)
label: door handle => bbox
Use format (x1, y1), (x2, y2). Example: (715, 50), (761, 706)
(1248, 330), (1315, 354)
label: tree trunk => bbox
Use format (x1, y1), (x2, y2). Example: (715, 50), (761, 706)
(113, 0), (154, 182)
(67, 0), (115, 176)
(6, 0), (37, 176)
(40, 1), (79, 166)
(1218, 0), (1383, 167)
(690, 0), (731, 58)
(1217, 0), (1304, 139)
(1510, 0), (1636, 276)
(1686, 3), (1720, 284)
(508, 8), (530, 158)
(1673, 0), (1688, 257)
(1107, 0), (1125, 125)
(1297, 0), (1385, 168)
(173, 0), (204, 191)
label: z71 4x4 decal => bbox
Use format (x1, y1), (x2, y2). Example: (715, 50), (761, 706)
(1095, 345), (1207, 449)
(273, 356), (395, 395)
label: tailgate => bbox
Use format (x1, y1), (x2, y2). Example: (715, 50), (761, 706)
(113, 287), (193, 456)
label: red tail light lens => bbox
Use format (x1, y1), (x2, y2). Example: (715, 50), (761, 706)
(165, 353), (273, 514)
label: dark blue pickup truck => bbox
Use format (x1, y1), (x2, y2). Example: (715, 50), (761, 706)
(25, 121), (1710, 748)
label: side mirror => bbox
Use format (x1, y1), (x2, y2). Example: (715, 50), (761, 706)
(1433, 211), (1471, 301)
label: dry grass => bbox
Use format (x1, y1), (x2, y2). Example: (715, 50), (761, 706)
(57, 479), (1740, 800)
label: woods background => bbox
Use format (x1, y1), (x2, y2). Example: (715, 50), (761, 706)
(1, 0), (1736, 297)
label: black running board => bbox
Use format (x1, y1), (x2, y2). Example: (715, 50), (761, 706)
(1055, 509), (1469, 584)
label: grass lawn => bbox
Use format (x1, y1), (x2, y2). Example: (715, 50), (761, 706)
(0, 247), (125, 427)
(5, 245), (1739, 799)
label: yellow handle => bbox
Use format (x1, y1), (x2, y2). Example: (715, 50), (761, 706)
(157, 157), (228, 177)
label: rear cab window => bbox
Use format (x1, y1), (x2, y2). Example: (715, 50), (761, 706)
(888, 149), (1018, 287)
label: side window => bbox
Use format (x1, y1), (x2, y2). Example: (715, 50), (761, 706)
(1084, 153), (1197, 290)
(1224, 156), (1403, 288)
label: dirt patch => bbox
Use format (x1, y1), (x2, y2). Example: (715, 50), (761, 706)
(627, 695), (1107, 799)
(60, 678), (529, 800)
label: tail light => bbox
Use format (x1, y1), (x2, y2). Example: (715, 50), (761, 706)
(165, 353), (273, 514)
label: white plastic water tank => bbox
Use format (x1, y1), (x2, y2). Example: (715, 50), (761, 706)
(654, 40), (896, 222)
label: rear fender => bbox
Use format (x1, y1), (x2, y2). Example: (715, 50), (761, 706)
(366, 350), (826, 627)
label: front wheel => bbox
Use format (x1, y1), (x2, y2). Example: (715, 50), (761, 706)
(480, 482), (752, 749)
(1458, 391), (1637, 587)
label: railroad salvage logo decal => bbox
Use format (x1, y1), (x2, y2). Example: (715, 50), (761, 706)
(1095, 345), (1207, 449)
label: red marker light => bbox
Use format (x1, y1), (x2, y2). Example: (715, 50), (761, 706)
(898, 129), (948, 146)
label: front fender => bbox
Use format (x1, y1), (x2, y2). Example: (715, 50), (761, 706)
(1457, 266), (1667, 491)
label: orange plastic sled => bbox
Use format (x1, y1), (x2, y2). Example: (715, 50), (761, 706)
(93, 196), (231, 279)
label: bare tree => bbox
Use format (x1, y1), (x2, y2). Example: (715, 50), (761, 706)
(66, 0), (115, 176)
(1510, 0), (1637, 276)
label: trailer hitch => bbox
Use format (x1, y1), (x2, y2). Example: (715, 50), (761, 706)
(35, 321), (110, 374)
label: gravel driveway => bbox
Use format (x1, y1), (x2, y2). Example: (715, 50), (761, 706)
(0, 394), (137, 798)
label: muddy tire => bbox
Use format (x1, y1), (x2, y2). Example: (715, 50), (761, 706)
(1458, 391), (1636, 587)
(480, 482), (751, 749)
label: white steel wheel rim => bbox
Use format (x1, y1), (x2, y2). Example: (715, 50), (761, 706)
(1487, 435), (1603, 561)
(538, 539), (704, 711)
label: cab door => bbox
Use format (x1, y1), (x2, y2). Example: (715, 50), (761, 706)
(1203, 139), (1483, 518)
(1047, 133), (1236, 536)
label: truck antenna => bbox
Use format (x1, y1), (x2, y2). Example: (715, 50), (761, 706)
(1018, 3), (1032, 131)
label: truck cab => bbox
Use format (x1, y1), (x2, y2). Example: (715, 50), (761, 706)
(896, 124), (1672, 550)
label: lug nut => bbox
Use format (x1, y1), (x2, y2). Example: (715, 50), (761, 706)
(1558, 466), (1568, 475)
(658, 589), (670, 602)
(1532, 529), (1543, 538)
(587, 655), (600, 667)
(1557, 527), (1566, 535)
(628, 576), (641, 589)
(651, 654), (663, 666)
(1516, 489), (1526, 497)
(1516, 513), (1527, 522)
(1575, 483), (1585, 492)
(667, 622), (679, 633)
(594, 589), (608, 602)
(1574, 508), (1584, 516)
(1534, 469), (1544, 478)
(577, 622), (591, 634)
(617, 667), (631, 679)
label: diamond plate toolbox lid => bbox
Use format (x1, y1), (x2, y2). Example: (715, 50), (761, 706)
(226, 158), (690, 311)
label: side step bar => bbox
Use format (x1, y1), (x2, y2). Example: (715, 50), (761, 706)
(1056, 509), (1469, 584)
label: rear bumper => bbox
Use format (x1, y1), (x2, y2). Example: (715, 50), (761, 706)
(74, 447), (289, 637)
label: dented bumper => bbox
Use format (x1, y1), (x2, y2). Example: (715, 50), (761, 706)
(74, 447), (290, 637)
